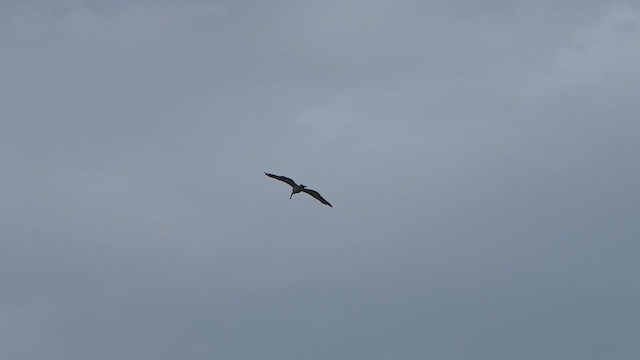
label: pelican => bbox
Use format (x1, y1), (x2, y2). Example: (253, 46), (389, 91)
(264, 172), (332, 207)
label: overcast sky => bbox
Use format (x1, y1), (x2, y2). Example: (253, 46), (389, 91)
(2, 1), (639, 359)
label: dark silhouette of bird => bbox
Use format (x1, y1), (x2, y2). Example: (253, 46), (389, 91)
(264, 172), (332, 207)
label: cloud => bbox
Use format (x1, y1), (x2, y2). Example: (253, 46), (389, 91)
(1, 1), (639, 359)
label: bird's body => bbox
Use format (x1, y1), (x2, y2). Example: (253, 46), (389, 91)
(264, 172), (332, 207)
(290, 184), (305, 197)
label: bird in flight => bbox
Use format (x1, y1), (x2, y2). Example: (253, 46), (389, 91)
(265, 172), (332, 207)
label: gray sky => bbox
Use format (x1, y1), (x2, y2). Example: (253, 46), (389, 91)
(2, 1), (639, 359)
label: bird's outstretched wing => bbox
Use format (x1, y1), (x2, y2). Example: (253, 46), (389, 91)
(301, 188), (332, 207)
(264, 172), (297, 188)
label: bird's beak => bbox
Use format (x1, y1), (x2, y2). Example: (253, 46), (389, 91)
(290, 192), (293, 199)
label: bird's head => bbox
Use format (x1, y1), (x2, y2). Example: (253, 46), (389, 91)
(300, 184), (306, 188)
